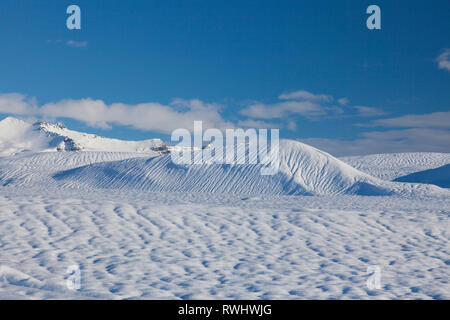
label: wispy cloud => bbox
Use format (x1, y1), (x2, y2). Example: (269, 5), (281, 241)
(240, 90), (382, 121)
(278, 90), (333, 102)
(436, 49), (450, 72)
(66, 40), (88, 48)
(354, 106), (387, 117)
(303, 111), (450, 156)
(240, 90), (338, 120)
(240, 100), (327, 119)
(338, 97), (349, 106)
(369, 111), (450, 128)
(303, 128), (450, 157)
(236, 119), (279, 129)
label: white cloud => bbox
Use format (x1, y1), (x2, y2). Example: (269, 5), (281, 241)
(303, 111), (450, 156)
(436, 49), (450, 72)
(0, 93), (38, 115)
(338, 98), (349, 106)
(0, 93), (234, 134)
(241, 90), (381, 121)
(66, 40), (88, 48)
(278, 90), (333, 102)
(240, 90), (342, 120)
(236, 119), (279, 129)
(303, 128), (450, 157)
(287, 121), (297, 131)
(240, 100), (326, 119)
(369, 111), (450, 128)
(354, 106), (387, 117)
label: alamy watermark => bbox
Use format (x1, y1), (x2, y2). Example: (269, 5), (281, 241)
(66, 5), (81, 30)
(64, 5), (380, 31)
(366, 5), (381, 30)
(170, 121), (280, 176)
(366, 265), (382, 290)
(66, 264), (81, 290)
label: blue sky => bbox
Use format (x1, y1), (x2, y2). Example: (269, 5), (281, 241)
(0, 0), (449, 155)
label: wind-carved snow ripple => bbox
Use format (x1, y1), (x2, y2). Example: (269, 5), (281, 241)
(0, 193), (448, 299)
(50, 140), (440, 196)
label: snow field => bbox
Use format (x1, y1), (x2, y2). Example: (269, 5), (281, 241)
(0, 192), (448, 299)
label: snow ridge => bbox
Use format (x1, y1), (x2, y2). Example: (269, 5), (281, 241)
(52, 140), (448, 197)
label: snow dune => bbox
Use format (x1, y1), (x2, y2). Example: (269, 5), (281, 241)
(51, 140), (448, 197)
(394, 164), (450, 188)
(51, 139), (392, 195)
(341, 152), (450, 181)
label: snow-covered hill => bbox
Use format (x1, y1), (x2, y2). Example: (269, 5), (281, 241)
(394, 164), (450, 188)
(50, 140), (448, 197)
(51, 139), (388, 195)
(341, 152), (450, 181)
(0, 116), (167, 156)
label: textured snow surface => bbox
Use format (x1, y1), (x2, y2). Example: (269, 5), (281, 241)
(47, 140), (447, 197)
(51, 140), (390, 196)
(0, 141), (446, 197)
(0, 117), (448, 299)
(0, 151), (154, 188)
(341, 153), (450, 181)
(0, 191), (449, 299)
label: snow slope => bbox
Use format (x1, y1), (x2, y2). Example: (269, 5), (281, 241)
(51, 140), (448, 197)
(341, 153), (450, 181)
(49, 140), (390, 195)
(0, 151), (155, 188)
(0, 117), (167, 156)
(394, 164), (450, 188)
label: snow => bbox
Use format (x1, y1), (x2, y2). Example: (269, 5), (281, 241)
(50, 140), (390, 195)
(0, 117), (448, 299)
(0, 117), (50, 156)
(0, 117), (166, 156)
(0, 191), (449, 299)
(394, 164), (450, 188)
(35, 120), (166, 153)
(341, 152), (450, 181)
(47, 140), (448, 197)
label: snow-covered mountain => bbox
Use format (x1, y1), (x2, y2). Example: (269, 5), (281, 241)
(0, 117), (168, 156)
